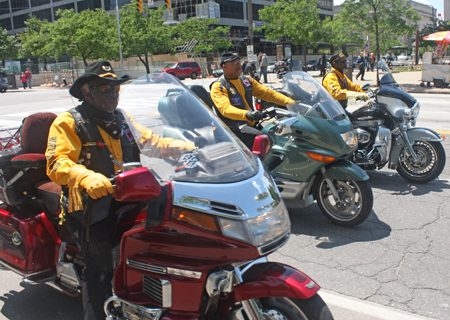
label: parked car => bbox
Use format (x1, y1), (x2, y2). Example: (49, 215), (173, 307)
(304, 59), (320, 71)
(0, 71), (12, 93)
(161, 61), (201, 80)
(212, 68), (223, 77)
(267, 62), (276, 73)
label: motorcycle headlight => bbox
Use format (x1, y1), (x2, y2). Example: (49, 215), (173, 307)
(218, 203), (290, 248)
(340, 130), (358, 148)
(403, 103), (420, 122)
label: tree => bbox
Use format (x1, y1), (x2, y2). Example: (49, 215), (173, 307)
(120, 3), (174, 74)
(0, 28), (20, 60)
(51, 9), (118, 66)
(334, 0), (421, 82)
(418, 20), (450, 54)
(256, 0), (323, 67)
(19, 16), (53, 59)
(174, 17), (232, 54)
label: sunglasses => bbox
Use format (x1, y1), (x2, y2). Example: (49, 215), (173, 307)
(90, 84), (121, 93)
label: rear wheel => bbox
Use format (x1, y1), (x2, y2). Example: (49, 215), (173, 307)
(396, 140), (446, 183)
(191, 72), (197, 79)
(316, 179), (373, 227)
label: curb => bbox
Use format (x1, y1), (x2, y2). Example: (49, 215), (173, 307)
(320, 290), (436, 320)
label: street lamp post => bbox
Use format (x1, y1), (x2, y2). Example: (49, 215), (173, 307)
(115, 0), (125, 77)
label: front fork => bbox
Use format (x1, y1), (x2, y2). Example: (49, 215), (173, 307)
(321, 167), (341, 202)
(399, 126), (419, 161)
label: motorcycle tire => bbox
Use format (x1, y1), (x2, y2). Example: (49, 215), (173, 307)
(316, 179), (373, 227)
(231, 296), (334, 320)
(396, 140), (446, 184)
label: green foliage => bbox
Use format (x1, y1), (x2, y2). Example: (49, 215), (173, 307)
(418, 20), (450, 49)
(51, 9), (118, 66)
(120, 3), (174, 73)
(174, 17), (232, 53)
(0, 28), (20, 60)
(256, 0), (322, 46)
(335, 0), (421, 60)
(19, 16), (53, 59)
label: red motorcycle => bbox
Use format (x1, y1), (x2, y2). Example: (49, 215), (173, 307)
(0, 73), (334, 319)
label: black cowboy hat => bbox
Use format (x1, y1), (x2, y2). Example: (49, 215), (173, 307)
(69, 60), (131, 100)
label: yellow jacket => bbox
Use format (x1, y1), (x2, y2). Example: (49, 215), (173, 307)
(210, 76), (294, 126)
(323, 67), (363, 101)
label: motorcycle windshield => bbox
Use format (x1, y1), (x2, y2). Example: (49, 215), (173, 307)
(117, 73), (258, 183)
(379, 59), (398, 86)
(282, 72), (347, 121)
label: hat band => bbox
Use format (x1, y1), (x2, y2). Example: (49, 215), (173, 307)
(99, 72), (118, 79)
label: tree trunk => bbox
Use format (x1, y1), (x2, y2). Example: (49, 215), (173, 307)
(144, 53), (150, 74)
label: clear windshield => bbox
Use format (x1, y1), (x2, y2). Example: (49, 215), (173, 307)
(282, 72), (347, 121)
(117, 73), (257, 183)
(379, 58), (398, 85)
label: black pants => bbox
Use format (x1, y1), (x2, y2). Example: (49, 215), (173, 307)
(69, 206), (116, 320)
(232, 125), (262, 150)
(356, 65), (365, 80)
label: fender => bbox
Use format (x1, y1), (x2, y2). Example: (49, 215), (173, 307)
(389, 127), (444, 169)
(230, 262), (320, 303)
(323, 159), (369, 181)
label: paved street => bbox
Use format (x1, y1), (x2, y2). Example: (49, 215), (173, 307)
(0, 72), (449, 320)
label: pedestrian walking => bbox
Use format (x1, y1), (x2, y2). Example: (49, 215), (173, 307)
(356, 52), (366, 81)
(319, 54), (327, 76)
(370, 53), (375, 72)
(259, 52), (268, 83)
(25, 68), (32, 89)
(20, 72), (27, 89)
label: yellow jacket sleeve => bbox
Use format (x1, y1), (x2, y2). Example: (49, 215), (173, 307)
(323, 68), (363, 101)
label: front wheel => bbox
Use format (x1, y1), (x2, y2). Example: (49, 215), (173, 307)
(316, 179), (373, 227)
(396, 140), (446, 184)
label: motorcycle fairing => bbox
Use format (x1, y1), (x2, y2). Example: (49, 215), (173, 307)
(322, 159), (370, 181)
(230, 262), (319, 302)
(388, 127), (444, 168)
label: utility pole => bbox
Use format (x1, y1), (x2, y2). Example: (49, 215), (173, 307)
(247, 0), (253, 46)
(115, 0), (125, 76)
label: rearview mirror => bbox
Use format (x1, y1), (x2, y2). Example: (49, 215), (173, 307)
(362, 84), (371, 92)
(115, 167), (162, 202)
(252, 134), (271, 160)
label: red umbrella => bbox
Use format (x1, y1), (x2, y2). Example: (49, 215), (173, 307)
(423, 31), (450, 44)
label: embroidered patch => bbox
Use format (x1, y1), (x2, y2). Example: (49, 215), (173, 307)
(243, 79), (251, 86)
(123, 127), (135, 143)
(230, 87), (237, 94)
(231, 97), (241, 105)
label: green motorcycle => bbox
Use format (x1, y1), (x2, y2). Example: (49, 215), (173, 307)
(255, 72), (373, 227)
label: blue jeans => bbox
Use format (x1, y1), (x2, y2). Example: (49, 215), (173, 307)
(27, 78), (31, 88)
(261, 66), (268, 83)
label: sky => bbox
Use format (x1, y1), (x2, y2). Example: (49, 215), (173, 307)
(334, 0), (444, 17)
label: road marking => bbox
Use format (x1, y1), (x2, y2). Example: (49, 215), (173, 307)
(435, 130), (449, 134)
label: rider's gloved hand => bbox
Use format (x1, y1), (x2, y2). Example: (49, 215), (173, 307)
(68, 164), (113, 199)
(356, 93), (370, 101)
(246, 110), (264, 122)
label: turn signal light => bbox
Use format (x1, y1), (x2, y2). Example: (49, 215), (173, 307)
(172, 208), (220, 233)
(307, 151), (336, 163)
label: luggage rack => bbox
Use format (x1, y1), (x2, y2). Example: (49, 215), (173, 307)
(0, 127), (20, 151)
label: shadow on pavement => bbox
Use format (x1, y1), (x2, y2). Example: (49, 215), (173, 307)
(0, 281), (82, 320)
(287, 204), (391, 249)
(367, 170), (450, 196)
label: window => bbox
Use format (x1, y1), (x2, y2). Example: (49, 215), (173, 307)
(13, 13), (29, 29)
(317, 0), (332, 10)
(31, 0), (50, 6)
(252, 4), (264, 21)
(216, 0), (243, 19)
(33, 8), (52, 21)
(179, 62), (190, 68)
(103, 0), (131, 11)
(190, 62), (199, 68)
(0, 1), (10, 15)
(0, 17), (12, 30)
(78, 0), (103, 11)
(11, 0), (29, 12)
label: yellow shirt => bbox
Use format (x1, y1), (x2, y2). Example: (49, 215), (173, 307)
(323, 67), (363, 101)
(210, 76), (294, 125)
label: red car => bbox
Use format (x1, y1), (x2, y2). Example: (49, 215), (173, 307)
(161, 61), (201, 80)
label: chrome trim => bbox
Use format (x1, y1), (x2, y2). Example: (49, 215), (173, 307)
(257, 231), (290, 255)
(127, 259), (166, 274)
(206, 269), (235, 297)
(104, 295), (164, 320)
(0, 258), (52, 279)
(56, 262), (82, 287)
(167, 267), (202, 279)
(161, 279), (172, 308)
(178, 196), (245, 216)
(142, 275), (172, 308)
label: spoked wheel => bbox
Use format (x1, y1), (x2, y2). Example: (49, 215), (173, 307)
(397, 140), (446, 184)
(229, 296), (334, 320)
(316, 179), (373, 227)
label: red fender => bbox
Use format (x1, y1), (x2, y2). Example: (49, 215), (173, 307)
(230, 262), (320, 302)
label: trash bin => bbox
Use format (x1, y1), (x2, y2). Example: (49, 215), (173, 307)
(8, 74), (17, 89)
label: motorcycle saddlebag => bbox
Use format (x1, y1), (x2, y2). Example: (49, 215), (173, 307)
(0, 204), (59, 278)
(0, 146), (31, 207)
